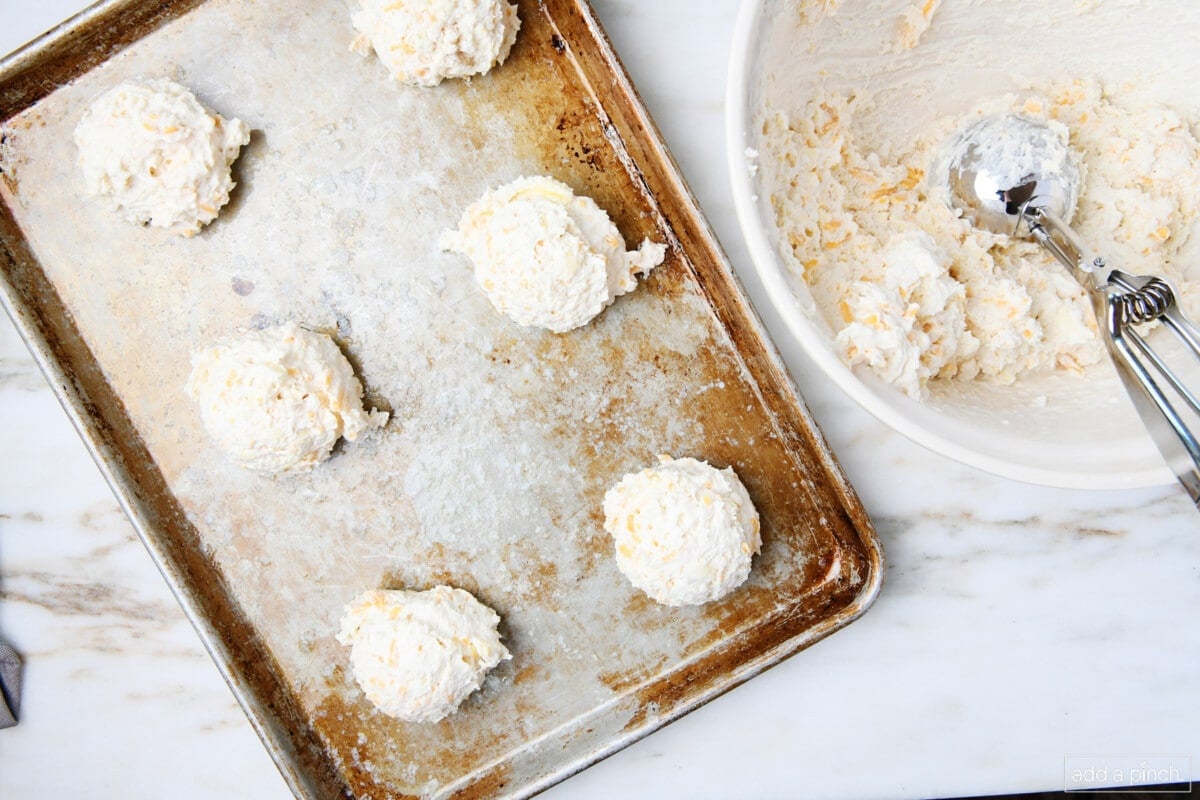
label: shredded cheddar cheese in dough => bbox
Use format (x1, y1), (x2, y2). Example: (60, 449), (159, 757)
(187, 322), (387, 473)
(603, 456), (761, 607)
(74, 79), (249, 236)
(441, 175), (666, 332)
(350, 0), (520, 87)
(337, 586), (510, 723)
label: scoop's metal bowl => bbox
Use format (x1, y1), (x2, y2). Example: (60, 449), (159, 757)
(942, 113), (1080, 236)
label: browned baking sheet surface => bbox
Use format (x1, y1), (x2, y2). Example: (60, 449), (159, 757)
(0, 1), (882, 798)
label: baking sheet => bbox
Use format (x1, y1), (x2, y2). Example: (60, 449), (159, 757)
(0, 1), (883, 798)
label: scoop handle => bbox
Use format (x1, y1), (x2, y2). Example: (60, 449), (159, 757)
(1030, 210), (1200, 506)
(1100, 273), (1200, 505)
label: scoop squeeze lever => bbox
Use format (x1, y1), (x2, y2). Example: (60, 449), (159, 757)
(944, 113), (1200, 506)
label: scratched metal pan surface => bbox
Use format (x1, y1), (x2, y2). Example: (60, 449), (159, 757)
(0, 0), (882, 797)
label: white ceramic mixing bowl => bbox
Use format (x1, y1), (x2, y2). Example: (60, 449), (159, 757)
(726, 0), (1200, 489)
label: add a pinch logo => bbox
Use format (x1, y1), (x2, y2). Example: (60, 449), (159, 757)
(1065, 755), (1192, 793)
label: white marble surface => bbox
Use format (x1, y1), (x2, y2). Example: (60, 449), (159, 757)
(0, 2), (1197, 799)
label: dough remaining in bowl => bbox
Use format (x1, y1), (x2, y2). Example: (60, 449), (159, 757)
(349, 0), (521, 87)
(336, 586), (510, 723)
(441, 175), (666, 332)
(186, 322), (387, 473)
(603, 455), (761, 606)
(73, 79), (250, 236)
(729, 0), (1200, 487)
(761, 66), (1200, 401)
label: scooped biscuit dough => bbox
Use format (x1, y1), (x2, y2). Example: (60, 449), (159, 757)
(441, 175), (666, 332)
(350, 0), (520, 87)
(186, 322), (387, 474)
(74, 79), (250, 236)
(603, 456), (761, 607)
(336, 586), (510, 723)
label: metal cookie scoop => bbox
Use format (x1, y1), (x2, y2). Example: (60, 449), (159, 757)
(944, 113), (1200, 505)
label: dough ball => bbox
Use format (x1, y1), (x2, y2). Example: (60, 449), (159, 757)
(186, 322), (387, 473)
(440, 175), (666, 332)
(336, 586), (510, 723)
(73, 79), (250, 236)
(603, 455), (761, 606)
(350, 0), (520, 87)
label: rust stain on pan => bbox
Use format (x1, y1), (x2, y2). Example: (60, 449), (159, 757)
(597, 652), (674, 695)
(457, 5), (666, 272)
(315, 665), (522, 800)
(0, 0), (883, 798)
(0, 0), (208, 122)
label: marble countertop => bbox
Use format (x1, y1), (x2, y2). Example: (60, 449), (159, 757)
(0, 2), (1197, 798)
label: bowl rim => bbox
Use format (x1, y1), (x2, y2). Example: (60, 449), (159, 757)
(724, 0), (1175, 491)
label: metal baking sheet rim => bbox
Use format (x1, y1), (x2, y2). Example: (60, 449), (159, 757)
(0, 289), (324, 797)
(0, 1), (885, 798)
